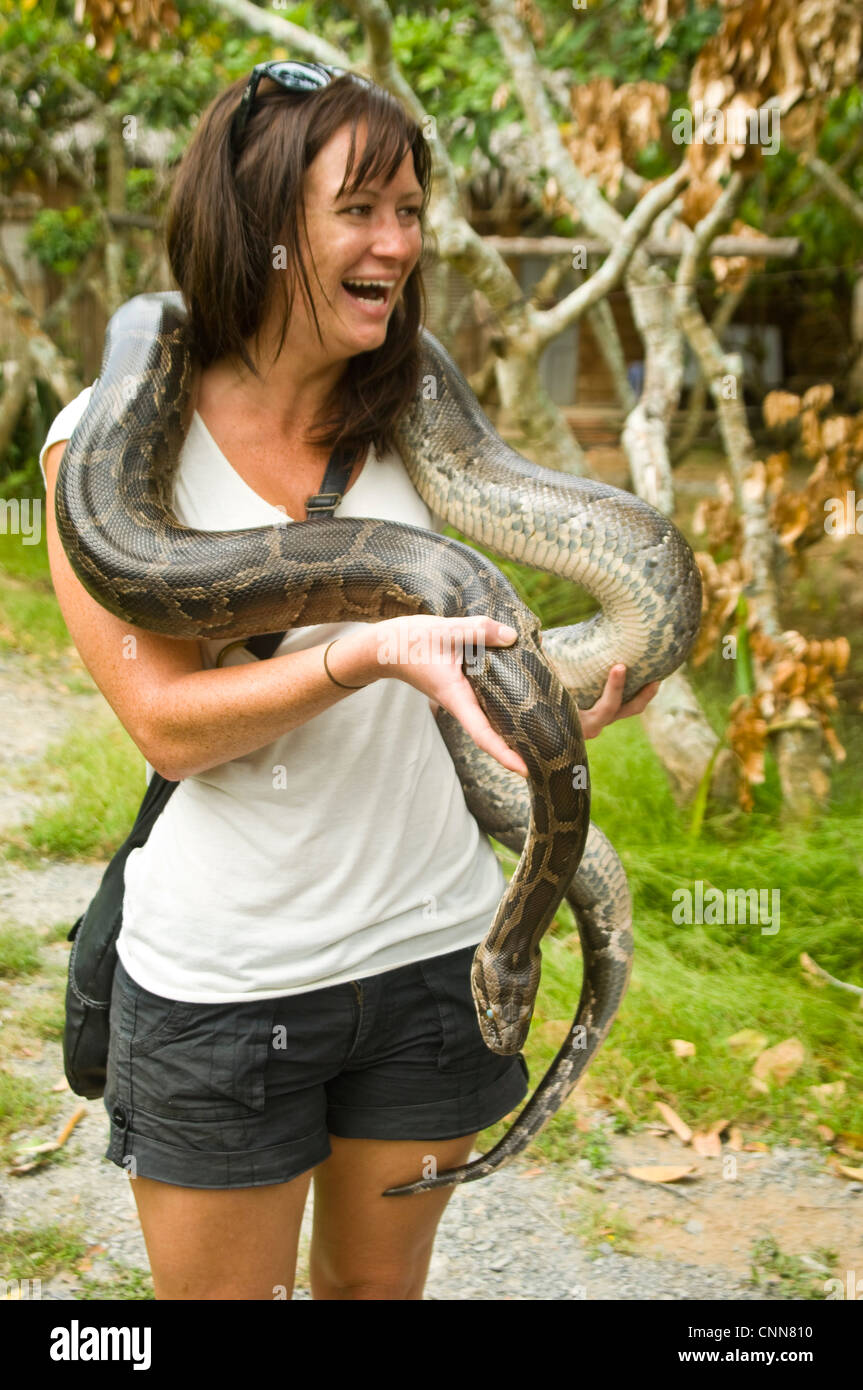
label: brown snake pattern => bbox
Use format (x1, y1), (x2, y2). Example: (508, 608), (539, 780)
(55, 292), (701, 1196)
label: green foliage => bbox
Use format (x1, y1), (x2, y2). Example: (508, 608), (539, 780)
(1, 0), (860, 278)
(548, 0), (721, 86)
(390, 6), (515, 169)
(738, 87), (863, 276)
(26, 207), (100, 274)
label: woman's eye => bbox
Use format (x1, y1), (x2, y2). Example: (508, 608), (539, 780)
(345, 206), (422, 217)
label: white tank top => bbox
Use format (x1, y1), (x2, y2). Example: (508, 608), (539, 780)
(41, 388), (506, 1002)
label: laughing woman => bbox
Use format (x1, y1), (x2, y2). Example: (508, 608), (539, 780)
(41, 63), (657, 1300)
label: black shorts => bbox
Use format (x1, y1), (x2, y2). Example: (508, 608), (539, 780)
(104, 944), (530, 1189)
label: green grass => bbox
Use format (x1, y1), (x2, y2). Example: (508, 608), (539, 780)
(0, 1222), (88, 1281)
(2, 718), (148, 864)
(0, 521), (51, 586)
(43, 918), (79, 945)
(479, 708), (863, 1164)
(23, 994), (67, 1043)
(5, 477), (863, 1177)
(748, 1237), (840, 1300)
(563, 1195), (639, 1257)
(78, 1264), (155, 1301)
(0, 526), (69, 657)
(0, 1068), (61, 1158)
(0, 925), (43, 979)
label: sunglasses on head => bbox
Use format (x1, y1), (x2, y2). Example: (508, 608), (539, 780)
(230, 60), (358, 162)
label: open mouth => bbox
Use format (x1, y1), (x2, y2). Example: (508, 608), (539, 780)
(342, 280), (392, 305)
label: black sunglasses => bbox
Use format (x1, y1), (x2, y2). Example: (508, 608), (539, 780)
(229, 60), (350, 162)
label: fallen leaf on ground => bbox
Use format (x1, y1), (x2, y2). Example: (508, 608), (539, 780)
(752, 1038), (805, 1086)
(655, 1101), (692, 1144)
(727, 1127), (744, 1150)
(809, 1081), (845, 1104)
(817, 1124), (835, 1142)
(837, 1131), (863, 1151)
(8, 1104), (87, 1176)
(51, 1078), (70, 1093)
(831, 1161), (863, 1181)
(626, 1165), (697, 1183)
(725, 1028), (768, 1056)
(669, 1039), (696, 1058)
(691, 1131), (722, 1157)
(749, 1077), (769, 1095)
(75, 1243), (107, 1275)
(743, 1141), (769, 1152)
(611, 1095), (636, 1119)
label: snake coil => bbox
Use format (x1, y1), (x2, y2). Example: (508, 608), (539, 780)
(56, 292), (701, 1195)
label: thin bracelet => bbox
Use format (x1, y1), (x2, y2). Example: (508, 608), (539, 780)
(323, 639), (368, 690)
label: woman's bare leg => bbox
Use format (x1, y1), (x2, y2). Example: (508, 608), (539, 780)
(130, 1167), (315, 1300)
(309, 1133), (478, 1300)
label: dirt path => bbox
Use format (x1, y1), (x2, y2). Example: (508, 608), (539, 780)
(0, 647), (859, 1301)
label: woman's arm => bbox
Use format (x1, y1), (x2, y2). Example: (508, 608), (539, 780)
(44, 444), (529, 782)
(44, 441), (374, 780)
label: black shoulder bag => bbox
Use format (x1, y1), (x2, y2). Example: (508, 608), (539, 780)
(63, 442), (362, 1098)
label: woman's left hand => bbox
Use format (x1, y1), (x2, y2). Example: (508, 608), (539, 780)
(578, 664), (660, 740)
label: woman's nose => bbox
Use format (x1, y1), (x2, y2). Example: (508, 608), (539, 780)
(370, 212), (418, 259)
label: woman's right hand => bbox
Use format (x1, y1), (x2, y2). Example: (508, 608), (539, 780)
(358, 615), (530, 779)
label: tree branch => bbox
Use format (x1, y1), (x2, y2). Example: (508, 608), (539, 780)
(801, 152), (863, 229)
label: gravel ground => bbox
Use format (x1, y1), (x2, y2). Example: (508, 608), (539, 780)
(1, 647), (859, 1301)
(4, 1070), (853, 1301)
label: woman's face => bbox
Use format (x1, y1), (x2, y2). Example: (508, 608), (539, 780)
(293, 120), (425, 357)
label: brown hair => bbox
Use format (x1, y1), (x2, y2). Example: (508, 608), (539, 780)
(165, 71), (434, 457)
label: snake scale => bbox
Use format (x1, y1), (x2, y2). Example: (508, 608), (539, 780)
(55, 291), (701, 1196)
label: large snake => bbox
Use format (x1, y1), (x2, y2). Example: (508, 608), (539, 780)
(55, 291), (701, 1197)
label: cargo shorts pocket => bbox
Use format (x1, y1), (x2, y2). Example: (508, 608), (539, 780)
(128, 992), (271, 1122)
(418, 943), (489, 1072)
(121, 969), (199, 1054)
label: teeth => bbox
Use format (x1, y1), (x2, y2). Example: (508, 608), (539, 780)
(343, 279), (392, 304)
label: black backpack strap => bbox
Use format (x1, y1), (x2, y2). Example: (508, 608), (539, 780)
(243, 441), (364, 661)
(303, 440), (363, 518)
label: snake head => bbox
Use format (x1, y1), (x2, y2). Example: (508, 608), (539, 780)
(470, 951), (539, 1056)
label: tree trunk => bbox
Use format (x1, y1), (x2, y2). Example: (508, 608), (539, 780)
(480, 0), (725, 807)
(0, 347), (35, 460)
(585, 299), (636, 414)
(671, 277), (749, 464)
(674, 175), (829, 813)
(640, 670), (737, 803)
(494, 337), (586, 473)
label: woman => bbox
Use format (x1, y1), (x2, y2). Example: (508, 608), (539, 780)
(41, 63), (658, 1301)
